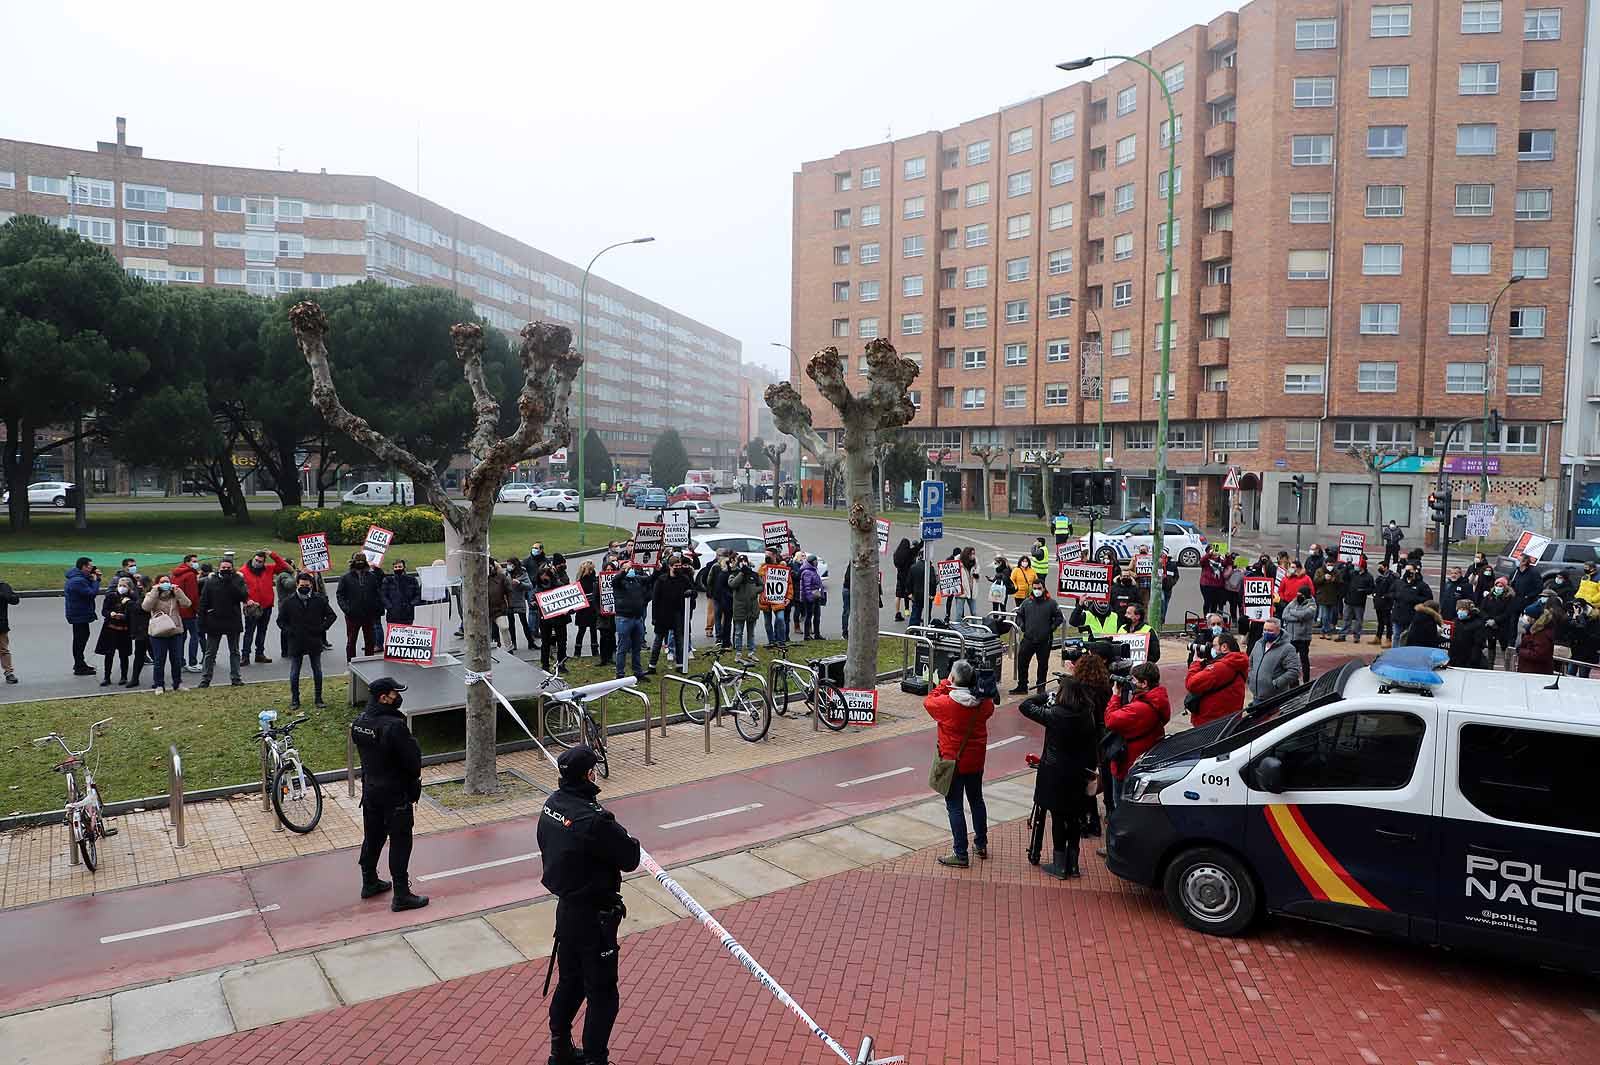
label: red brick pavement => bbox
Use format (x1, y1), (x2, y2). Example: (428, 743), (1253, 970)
(122, 817), (1599, 1065)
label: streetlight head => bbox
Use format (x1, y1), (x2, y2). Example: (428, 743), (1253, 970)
(1057, 57), (1097, 71)
(1508, 274), (1525, 283)
(631, 236), (656, 244)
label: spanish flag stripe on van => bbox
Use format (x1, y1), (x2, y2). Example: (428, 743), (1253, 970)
(1264, 804), (1388, 911)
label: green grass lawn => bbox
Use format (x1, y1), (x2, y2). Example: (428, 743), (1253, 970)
(724, 502), (1053, 536)
(0, 511), (628, 591)
(0, 637), (904, 816)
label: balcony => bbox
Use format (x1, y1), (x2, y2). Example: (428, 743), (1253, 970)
(1199, 283), (1231, 316)
(1201, 175), (1234, 210)
(1200, 230), (1233, 262)
(1205, 67), (1237, 105)
(1195, 388), (1228, 419)
(1207, 11), (1238, 50)
(1198, 338), (1230, 366)
(1203, 121), (1235, 158)
(1088, 122), (1106, 151)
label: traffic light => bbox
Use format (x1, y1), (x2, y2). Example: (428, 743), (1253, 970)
(1291, 474), (1306, 499)
(1428, 488), (1452, 525)
(1488, 409), (1502, 439)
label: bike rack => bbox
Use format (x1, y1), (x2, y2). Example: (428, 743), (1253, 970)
(662, 674), (710, 754)
(260, 737), (283, 833)
(877, 629), (935, 684)
(768, 659), (820, 731)
(983, 609), (1019, 659)
(169, 745), (186, 849)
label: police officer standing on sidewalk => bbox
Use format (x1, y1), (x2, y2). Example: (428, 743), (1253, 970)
(538, 745), (641, 1065)
(350, 677), (430, 912)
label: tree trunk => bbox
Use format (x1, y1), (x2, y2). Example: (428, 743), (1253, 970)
(455, 512), (500, 794)
(3, 418), (34, 532)
(1039, 465), (1053, 522)
(220, 461), (251, 525)
(841, 434), (877, 690)
(980, 461), (993, 521)
(273, 441), (304, 508)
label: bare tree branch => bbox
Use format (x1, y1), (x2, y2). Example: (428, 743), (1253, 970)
(479, 322), (580, 480)
(452, 323), (500, 463)
(765, 382), (838, 472)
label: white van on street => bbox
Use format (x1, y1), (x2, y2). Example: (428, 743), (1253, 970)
(341, 481), (415, 506)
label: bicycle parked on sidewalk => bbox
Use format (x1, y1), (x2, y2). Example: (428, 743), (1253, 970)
(32, 717), (114, 871)
(678, 646), (771, 742)
(255, 710), (323, 833)
(540, 673), (634, 779)
(769, 658), (849, 732)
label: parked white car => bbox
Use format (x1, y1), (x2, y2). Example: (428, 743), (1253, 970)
(691, 534), (828, 578)
(1, 481), (74, 507)
(497, 482), (539, 503)
(528, 488), (579, 512)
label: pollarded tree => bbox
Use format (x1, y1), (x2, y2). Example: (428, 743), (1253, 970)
(766, 338), (918, 689)
(971, 445), (1003, 521)
(762, 441), (787, 503)
(291, 301), (579, 795)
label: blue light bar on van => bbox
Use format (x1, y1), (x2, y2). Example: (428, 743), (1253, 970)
(1371, 646), (1448, 688)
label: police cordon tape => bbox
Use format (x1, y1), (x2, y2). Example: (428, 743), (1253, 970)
(462, 668), (905, 1065)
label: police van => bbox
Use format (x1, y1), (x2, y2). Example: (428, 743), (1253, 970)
(1105, 648), (1600, 974)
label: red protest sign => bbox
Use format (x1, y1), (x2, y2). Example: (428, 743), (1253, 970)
(535, 581), (589, 620)
(384, 623), (437, 665)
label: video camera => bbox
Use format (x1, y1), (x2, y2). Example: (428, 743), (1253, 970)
(1060, 637), (1131, 666)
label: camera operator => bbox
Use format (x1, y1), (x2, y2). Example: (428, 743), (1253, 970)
(1009, 579), (1063, 695)
(1184, 632), (1248, 726)
(1561, 598), (1600, 677)
(1103, 662), (1170, 809)
(1186, 613), (1227, 665)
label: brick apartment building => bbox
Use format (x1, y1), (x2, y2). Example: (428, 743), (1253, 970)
(791, 0), (1587, 543)
(0, 119), (744, 492)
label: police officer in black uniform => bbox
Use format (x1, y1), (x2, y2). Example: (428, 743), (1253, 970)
(350, 677), (430, 912)
(538, 745), (641, 1065)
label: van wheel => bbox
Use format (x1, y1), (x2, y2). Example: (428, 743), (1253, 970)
(1162, 847), (1259, 936)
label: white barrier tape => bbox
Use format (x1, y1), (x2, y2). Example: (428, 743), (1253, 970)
(470, 673), (897, 1065)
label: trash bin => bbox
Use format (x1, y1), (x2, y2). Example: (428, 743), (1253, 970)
(920, 622), (1006, 682)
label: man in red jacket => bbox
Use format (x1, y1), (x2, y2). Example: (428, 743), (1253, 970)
(239, 549), (293, 665)
(1104, 663), (1172, 805)
(170, 554), (203, 673)
(1183, 633), (1249, 727)
(924, 660), (996, 868)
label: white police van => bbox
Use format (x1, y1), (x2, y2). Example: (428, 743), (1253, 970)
(1106, 647), (1600, 974)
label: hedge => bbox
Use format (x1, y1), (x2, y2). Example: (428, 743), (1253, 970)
(271, 505), (444, 545)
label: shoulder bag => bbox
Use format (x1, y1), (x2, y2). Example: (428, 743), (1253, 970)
(929, 706), (981, 797)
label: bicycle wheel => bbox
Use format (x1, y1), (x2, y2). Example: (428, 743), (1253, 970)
(585, 716), (610, 779)
(731, 680), (772, 743)
(770, 667), (794, 718)
(273, 757), (324, 833)
(75, 811), (97, 872)
(545, 700), (582, 749)
(679, 673), (713, 724)
(815, 684), (850, 732)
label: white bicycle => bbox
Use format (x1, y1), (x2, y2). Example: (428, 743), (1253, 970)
(32, 718), (114, 872)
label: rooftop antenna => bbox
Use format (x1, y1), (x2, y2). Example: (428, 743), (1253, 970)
(275, 145), (286, 169)
(416, 119), (422, 194)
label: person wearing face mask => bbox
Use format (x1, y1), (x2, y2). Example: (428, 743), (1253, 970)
(1371, 561), (1396, 648)
(1123, 602), (1160, 663)
(1481, 577), (1520, 670)
(1103, 663), (1170, 806)
(534, 567), (572, 675)
(273, 561), (299, 659)
(1440, 565), (1474, 617)
(1189, 613), (1227, 665)
(1509, 553), (1544, 619)
(125, 576), (154, 689)
(1009, 580), (1063, 694)
(336, 552), (386, 660)
(1576, 562), (1600, 611)
(143, 574), (192, 693)
(198, 557), (249, 687)
(1338, 556), (1375, 643)
(1561, 599), (1600, 677)
(1018, 667), (1098, 879)
(1391, 566), (1433, 646)
(1403, 599), (1445, 649)
(280, 572), (338, 709)
(1185, 633), (1249, 726)
(1280, 582), (1318, 682)
(1470, 553), (1497, 602)
(238, 549), (292, 667)
(1247, 618), (1301, 702)
(1542, 566), (1580, 606)
(95, 576), (139, 687)
(170, 554), (203, 673)
(350, 678), (428, 911)
(1517, 594), (1563, 674)
(1448, 599), (1489, 669)
(1069, 595), (1125, 641)
(610, 563), (652, 681)
(1381, 519), (1404, 568)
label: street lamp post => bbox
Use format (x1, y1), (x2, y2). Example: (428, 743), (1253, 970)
(1482, 276), (1524, 508)
(1068, 296), (1108, 498)
(770, 342), (803, 505)
(576, 237), (654, 546)
(1061, 54), (1178, 627)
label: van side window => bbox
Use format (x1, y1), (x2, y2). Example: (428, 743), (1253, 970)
(1258, 711), (1425, 791)
(1459, 724), (1600, 834)
(1560, 544), (1597, 564)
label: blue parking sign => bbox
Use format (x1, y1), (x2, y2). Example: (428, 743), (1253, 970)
(920, 480), (945, 520)
(921, 519), (944, 541)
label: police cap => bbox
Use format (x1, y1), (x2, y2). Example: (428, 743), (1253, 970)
(369, 677), (408, 696)
(557, 745), (599, 780)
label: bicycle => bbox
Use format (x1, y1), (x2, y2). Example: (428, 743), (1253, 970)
(255, 710), (323, 833)
(541, 674), (634, 779)
(31, 717), (114, 872)
(678, 646), (771, 742)
(769, 658), (849, 732)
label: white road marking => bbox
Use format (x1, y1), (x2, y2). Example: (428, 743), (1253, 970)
(658, 803), (764, 830)
(835, 766), (914, 789)
(100, 904), (281, 944)
(418, 852), (540, 882)
(986, 734), (1025, 750)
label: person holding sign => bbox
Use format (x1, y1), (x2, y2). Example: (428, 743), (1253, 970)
(337, 552), (385, 660)
(1122, 603), (1160, 663)
(279, 572), (337, 710)
(381, 560), (423, 626)
(758, 548), (793, 650)
(646, 554), (694, 673)
(532, 568), (572, 674)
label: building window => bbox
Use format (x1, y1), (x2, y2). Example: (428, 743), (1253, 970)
(1294, 77), (1335, 108)
(904, 156), (926, 180)
(1125, 426), (1156, 451)
(967, 140), (991, 165)
(1285, 420), (1319, 451)
(1455, 184), (1494, 216)
(964, 265), (988, 289)
(1007, 127), (1033, 154)
(1157, 168), (1180, 198)
(123, 220), (168, 249)
(939, 349), (957, 369)
(832, 318), (849, 337)
(1446, 362), (1487, 393)
(1001, 385), (1027, 409)
(860, 280), (880, 302)
(1159, 115), (1183, 148)
(903, 274), (925, 297)
(1213, 421), (1260, 450)
(1163, 63), (1185, 92)
(859, 242), (880, 264)
(1451, 243), (1492, 275)
(214, 268), (244, 285)
(942, 188), (960, 210)
(903, 196), (926, 220)
(123, 184), (168, 212)
(901, 313), (924, 336)
(1513, 246), (1549, 279)
(833, 245), (851, 266)
(962, 347), (988, 369)
(1047, 249), (1072, 276)
(1050, 112), (1076, 141)
(1206, 314), (1231, 339)
(1046, 294), (1072, 319)
(1204, 366), (1229, 392)
(1110, 377), (1130, 403)
(1524, 8), (1561, 40)
(1520, 68), (1558, 101)
(1360, 305), (1401, 336)
(1049, 159), (1075, 186)
(860, 166), (881, 189)
(1004, 342), (1029, 366)
(1285, 307), (1328, 338)
(907, 389), (922, 409)
(1151, 373), (1176, 400)
(1506, 365), (1543, 395)
(1369, 65), (1410, 97)
(1006, 256), (1030, 282)
(1515, 188), (1553, 220)
(1112, 233), (1134, 261)
(1007, 171), (1032, 198)
(858, 317), (879, 339)
(1366, 184), (1405, 217)
(963, 306), (987, 328)
(1461, 1), (1502, 34)
(1295, 18), (1337, 48)
(966, 181), (990, 207)
(1004, 299), (1029, 324)
(1358, 361), (1399, 391)
(1110, 329), (1132, 356)
(835, 172), (852, 193)
(1115, 85), (1137, 115)
(860, 205), (880, 226)
(1292, 135), (1333, 166)
(1156, 219), (1181, 249)
(1284, 364), (1324, 394)
(1048, 203), (1074, 231)
(1208, 262), (1232, 285)
(1046, 339), (1071, 362)
(1455, 123), (1498, 156)
(1044, 384), (1070, 406)
(1112, 185), (1135, 213)
(1111, 280), (1133, 308)
(0, 171), (13, 189)
(1007, 213), (1033, 240)
(833, 209), (851, 228)
(965, 223), (989, 248)
(172, 267), (203, 284)
(1334, 420), (1415, 449)
(1518, 129), (1555, 161)
(1289, 192), (1331, 223)
(1114, 134), (1137, 166)
(1459, 62), (1500, 95)
(1362, 243), (1403, 276)
(66, 217), (115, 245)
(1367, 125), (1407, 157)
(961, 387), (986, 410)
(938, 387), (956, 408)
(66, 177), (114, 207)
(1448, 303), (1490, 335)
(1371, 4), (1412, 36)
(1508, 307), (1545, 338)
(1287, 249), (1331, 280)
(941, 269), (957, 290)
(902, 234), (925, 259)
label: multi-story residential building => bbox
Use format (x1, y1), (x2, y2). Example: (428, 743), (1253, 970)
(792, 0), (1586, 542)
(0, 119), (742, 488)
(1563, 2), (1600, 535)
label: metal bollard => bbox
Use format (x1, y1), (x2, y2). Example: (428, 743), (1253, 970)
(169, 745), (186, 849)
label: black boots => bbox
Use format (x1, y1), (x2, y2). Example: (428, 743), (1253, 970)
(391, 884), (430, 912)
(548, 1040), (585, 1065)
(360, 876), (392, 899)
(1041, 848), (1070, 880)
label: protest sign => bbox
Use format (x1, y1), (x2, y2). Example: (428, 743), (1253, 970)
(1243, 577), (1274, 621)
(1465, 502), (1496, 538)
(763, 519), (792, 556)
(1337, 529), (1367, 564)
(663, 508), (691, 549)
(1111, 631), (1150, 667)
(1509, 531), (1551, 562)
(823, 689), (878, 728)
(362, 524), (394, 566)
(297, 532), (330, 573)
(632, 522), (665, 569)
(876, 518), (890, 555)
(383, 623), (437, 665)
(1056, 541), (1083, 563)
(1057, 561), (1112, 603)
(1134, 553), (1154, 577)
(760, 563), (791, 608)
(598, 569), (618, 617)
(535, 581), (589, 620)
(935, 559), (964, 596)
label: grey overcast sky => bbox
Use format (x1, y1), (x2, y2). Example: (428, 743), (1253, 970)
(2, 0), (1219, 374)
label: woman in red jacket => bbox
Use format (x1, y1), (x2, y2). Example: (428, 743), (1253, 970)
(924, 660), (995, 868)
(1103, 663), (1172, 804)
(1184, 633), (1249, 727)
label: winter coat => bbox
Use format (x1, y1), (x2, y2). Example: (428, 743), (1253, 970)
(380, 572), (423, 624)
(96, 586), (139, 655)
(1280, 598), (1317, 641)
(1392, 577), (1433, 633)
(613, 571), (651, 619)
(728, 565), (761, 622)
(1481, 591), (1519, 645)
(1563, 613), (1600, 664)
(487, 569), (514, 618)
(1199, 555), (1226, 589)
(170, 564), (201, 620)
(199, 570), (249, 636)
(1017, 685), (1098, 815)
(142, 585), (191, 638)
(892, 541), (917, 599)
(1313, 568), (1343, 607)
(1576, 578), (1600, 610)
(1342, 568), (1376, 608)
(239, 552), (292, 608)
(532, 582), (570, 627)
(1405, 604), (1444, 648)
(1440, 576), (1475, 616)
(1304, 552), (1326, 582)
(336, 564), (385, 620)
(1517, 607), (1560, 674)
(576, 572), (600, 625)
(0, 580), (16, 632)
(1372, 570), (1396, 610)
(1448, 613), (1490, 668)
(1010, 564), (1036, 602)
(651, 568), (694, 628)
(126, 588), (151, 642)
(63, 568), (101, 625)
(1013, 593), (1063, 645)
(1276, 572), (1314, 604)
(798, 561), (823, 604)
(1185, 651), (1250, 727)
(1247, 637), (1301, 700)
(1510, 566), (1544, 609)
(1542, 573), (1579, 605)
(923, 678), (995, 776)
(277, 590), (337, 656)
(1104, 685), (1172, 779)
(1381, 524), (1404, 548)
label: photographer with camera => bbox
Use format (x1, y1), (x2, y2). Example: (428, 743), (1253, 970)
(1187, 613), (1227, 665)
(1009, 579), (1063, 695)
(1184, 632), (1248, 726)
(1018, 670), (1099, 879)
(924, 659), (996, 868)
(1102, 663), (1171, 808)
